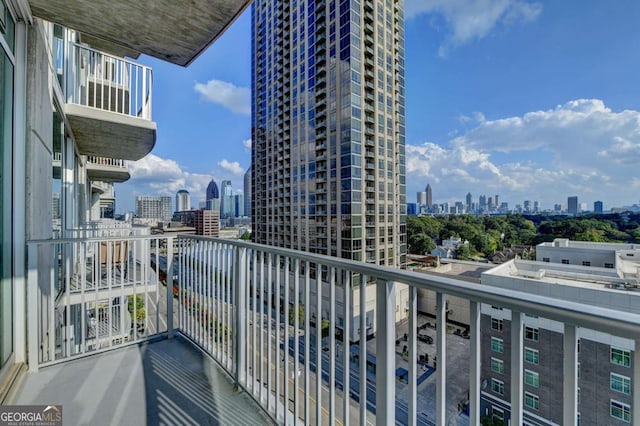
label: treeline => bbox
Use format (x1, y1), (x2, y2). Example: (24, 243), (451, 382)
(407, 213), (640, 258)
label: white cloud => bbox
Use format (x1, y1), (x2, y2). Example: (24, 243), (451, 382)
(194, 79), (250, 115)
(218, 159), (245, 176)
(243, 138), (252, 152)
(405, 0), (542, 56)
(407, 99), (640, 208)
(122, 154), (247, 211)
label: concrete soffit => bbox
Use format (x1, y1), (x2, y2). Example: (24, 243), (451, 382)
(28, 0), (252, 66)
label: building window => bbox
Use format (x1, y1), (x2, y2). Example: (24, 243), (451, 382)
(561, 259), (570, 264)
(491, 337), (504, 353)
(611, 373), (631, 395)
(491, 317), (503, 331)
(582, 261), (591, 266)
(610, 400), (631, 423)
(542, 257), (550, 263)
(524, 347), (539, 364)
(491, 379), (504, 395)
(491, 358), (504, 374)
(524, 392), (539, 410)
(605, 263), (614, 269)
(524, 326), (539, 342)
(492, 407), (504, 422)
(577, 362), (581, 379)
(611, 347), (631, 367)
(525, 370), (539, 388)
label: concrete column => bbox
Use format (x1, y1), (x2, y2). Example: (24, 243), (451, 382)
(470, 301), (481, 426)
(510, 311), (523, 425)
(376, 279), (396, 426)
(563, 324), (578, 426)
(436, 292), (447, 425)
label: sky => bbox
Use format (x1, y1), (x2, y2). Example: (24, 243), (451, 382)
(118, 0), (640, 213)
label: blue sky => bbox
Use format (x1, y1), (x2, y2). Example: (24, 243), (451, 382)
(119, 0), (640, 213)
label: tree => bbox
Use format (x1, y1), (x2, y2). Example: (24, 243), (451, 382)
(240, 231), (251, 240)
(456, 244), (472, 260)
(408, 233), (435, 255)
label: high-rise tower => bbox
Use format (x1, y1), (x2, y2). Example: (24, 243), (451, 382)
(244, 167), (252, 218)
(251, 0), (406, 268)
(176, 189), (190, 212)
(425, 184), (432, 208)
(205, 179), (220, 211)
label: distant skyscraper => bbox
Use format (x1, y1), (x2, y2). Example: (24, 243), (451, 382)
(594, 200), (603, 213)
(533, 201), (539, 213)
(244, 167), (252, 218)
(425, 184), (432, 208)
(220, 180), (233, 218)
(494, 195), (499, 207)
(568, 196), (579, 215)
(175, 189), (190, 212)
(524, 200), (531, 213)
(466, 192), (472, 213)
(205, 179), (220, 211)
(251, 0), (406, 268)
(479, 195), (487, 210)
(417, 192), (427, 206)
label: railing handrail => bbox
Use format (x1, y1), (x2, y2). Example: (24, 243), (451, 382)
(70, 42), (153, 73)
(27, 234), (174, 245)
(86, 156), (127, 168)
(176, 235), (640, 340)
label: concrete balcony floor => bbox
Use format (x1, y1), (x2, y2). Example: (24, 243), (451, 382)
(10, 336), (272, 426)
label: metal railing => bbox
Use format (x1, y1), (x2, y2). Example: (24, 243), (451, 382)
(26, 234), (640, 425)
(87, 156), (127, 168)
(174, 235), (640, 426)
(66, 43), (152, 120)
(27, 235), (173, 369)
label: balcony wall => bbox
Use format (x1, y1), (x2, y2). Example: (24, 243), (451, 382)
(86, 156), (130, 182)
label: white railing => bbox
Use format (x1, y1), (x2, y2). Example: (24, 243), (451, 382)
(87, 156), (127, 168)
(26, 234), (640, 425)
(66, 43), (152, 120)
(175, 236), (640, 426)
(27, 235), (174, 369)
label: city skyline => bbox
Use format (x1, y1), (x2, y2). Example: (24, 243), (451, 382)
(116, 1), (640, 213)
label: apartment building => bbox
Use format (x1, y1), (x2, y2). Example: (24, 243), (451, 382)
(195, 209), (220, 237)
(251, 0), (408, 340)
(135, 195), (172, 223)
(480, 259), (639, 425)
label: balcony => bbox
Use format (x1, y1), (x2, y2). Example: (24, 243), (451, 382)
(8, 234), (640, 425)
(65, 43), (156, 161)
(29, 0), (251, 66)
(86, 156), (131, 182)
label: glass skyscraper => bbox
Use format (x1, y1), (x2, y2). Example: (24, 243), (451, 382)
(252, 0), (406, 268)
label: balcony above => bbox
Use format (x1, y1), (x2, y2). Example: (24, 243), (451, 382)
(65, 43), (156, 160)
(29, 0), (251, 66)
(86, 156), (131, 183)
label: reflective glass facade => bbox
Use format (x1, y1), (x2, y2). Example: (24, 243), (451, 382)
(252, 0), (406, 268)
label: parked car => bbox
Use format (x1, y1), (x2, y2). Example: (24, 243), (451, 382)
(418, 334), (433, 344)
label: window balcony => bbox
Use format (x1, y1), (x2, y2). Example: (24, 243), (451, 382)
(7, 235), (640, 425)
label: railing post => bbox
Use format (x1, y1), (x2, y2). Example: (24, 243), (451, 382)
(234, 246), (248, 387)
(469, 301), (481, 426)
(166, 237), (174, 339)
(408, 285), (417, 426)
(634, 339), (640, 426)
(375, 278), (395, 426)
(27, 244), (39, 372)
(563, 323), (578, 425)
(510, 310), (524, 425)
(436, 292), (447, 425)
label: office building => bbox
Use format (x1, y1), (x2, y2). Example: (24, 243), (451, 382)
(595, 200), (604, 214)
(480, 257), (638, 425)
(466, 192), (473, 213)
(244, 167), (252, 218)
(220, 179), (233, 218)
(135, 195), (172, 222)
(417, 191), (427, 206)
(175, 189), (191, 212)
(425, 184), (432, 208)
(206, 178), (220, 211)
(251, 0), (406, 268)
(568, 195), (579, 215)
(195, 209), (220, 237)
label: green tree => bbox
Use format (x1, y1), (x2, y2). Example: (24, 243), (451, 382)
(408, 233), (435, 255)
(289, 304), (304, 327)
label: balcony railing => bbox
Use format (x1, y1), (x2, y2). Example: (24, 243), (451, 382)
(26, 234), (640, 425)
(87, 156), (127, 168)
(66, 43), (152, 120)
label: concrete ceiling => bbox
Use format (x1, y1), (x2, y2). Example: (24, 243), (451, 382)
(29, 0), (251, 66)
